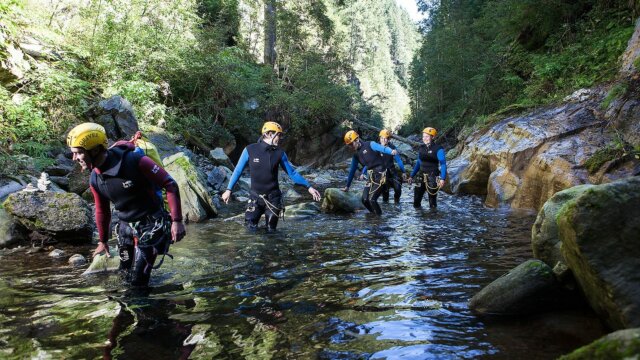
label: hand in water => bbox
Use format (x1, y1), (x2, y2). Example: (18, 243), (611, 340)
(308, 187), (321, 201)
(407, 177), (413, 185)
(358, 174), (365, 181)
(391, 149), (398, 156)
(93, 242), (111, 258)
(342, 187), (349, 192)
(171, 221), (186, 242)
(438, 178), (446, 188)
(221, 190), (231, 204)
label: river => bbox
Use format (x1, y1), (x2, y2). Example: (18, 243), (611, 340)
(0, 190), (604, 359)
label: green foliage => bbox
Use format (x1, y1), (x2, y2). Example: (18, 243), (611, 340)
(404, 0), (636, 137)
(584, 147), (624, 174)
(601, 82), (628, 109)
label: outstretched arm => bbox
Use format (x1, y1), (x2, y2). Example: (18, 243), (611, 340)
(280, 152), (321, 201)
(222, 149), (249, 204)
(345, 156), (359, 190)
(90, 184), (112, 257)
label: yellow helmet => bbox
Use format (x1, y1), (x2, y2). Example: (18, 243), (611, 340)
(344, 130), (359, 145)
(262, 121), (283, 135)
(379, 129), (392, 139)
(423, 127), (437, 137)
(67, 123), (108, 150)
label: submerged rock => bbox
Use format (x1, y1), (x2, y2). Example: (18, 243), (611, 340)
(558, 176), (640, 329)
(82, 251), (121, 275)
(286, 202), (320, 220)
(68, 254), (87, 267)
(3, 191), (93, 244)
(48, 249), (65, 258)
(321, 188), (364, 213)
(559, 328), (640, 360)
(469, 260), (564, 316)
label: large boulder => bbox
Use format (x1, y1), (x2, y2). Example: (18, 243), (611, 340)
(321, 188), (364, 213)
(163, 153), (217, 223)
(2, 191), (93, 244)
(448, 100), (638, 210)
(0, 30), (31, 85)
(86, 95), (139, 140)
(557, 176), (640, 329)
(469, 260), (564, 316)
(559, 328), (640, 360)
(532, 184), (593, 268)
(209, 148), (234, 170)
(620, 17), (640, 77)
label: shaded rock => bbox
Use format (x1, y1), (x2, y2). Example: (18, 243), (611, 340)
(0, 177), (26, 201)
(67, 164), (90, 195)
(0, 207), (25, 248)
(143, 126), (180, 158)
(88, 95), (139, 139)
(209, 148), (234, 169)
(206, 166), (228, 192)
(558, 176), (640, 329)
(82, 251), (121, 275)
(286, 201), (320, 220)
(532, 184), (593, 268)
(3, 191), (93, 244)
(48, 249), (65, 258)
(559, 328), (640, 360)
(163, 152), (217, 223)
(469, 259), (562, 316)
(68, 254), (87, 267)
(321, 188), (364, 213)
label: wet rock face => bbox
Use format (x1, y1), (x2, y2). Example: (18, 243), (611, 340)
(557, 176), (640, 330)
(448, 99), (638, 210)
(163, 152), (218, 223)
(3, 191), (93, 244)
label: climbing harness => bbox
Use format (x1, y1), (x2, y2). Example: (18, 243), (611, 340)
(367, 169), (387, 200)
(129, 213), (173, 273)
(424, 173), (442, 196)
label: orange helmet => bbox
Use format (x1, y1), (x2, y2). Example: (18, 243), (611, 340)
(423, 127), (437, 137)
(262, 121), (283, 134)
(379, 129), (391, 139)
(344, 130), (359, 145)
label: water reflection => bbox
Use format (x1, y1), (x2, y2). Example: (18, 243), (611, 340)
(0, 191), (603, 359)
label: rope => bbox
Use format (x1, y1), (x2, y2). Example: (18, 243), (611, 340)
(424, 174), (442, 196)
(259, 194), (285, 220)
(129, 214), (173, 271)
(367, 170), (387, 200)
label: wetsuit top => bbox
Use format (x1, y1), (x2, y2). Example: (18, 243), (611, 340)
(362, 142), (405, 174)
(346, 141), (395, 188)
(226, 140), (311, 195)
(90, 144), (182, 243)
(410, 142), (447, 179)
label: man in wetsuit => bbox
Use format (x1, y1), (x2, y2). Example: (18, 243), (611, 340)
(221, 121), (321, 230)
(67, 123), (186, 287)
(408, 127), (447, 209)
(342, 130), (399, 215)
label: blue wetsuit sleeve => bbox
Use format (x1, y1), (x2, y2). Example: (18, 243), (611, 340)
(411, 159), (421, 177)
(370, 142), (394, 155)
(394, 154), (405, 173)
(346, 156), (359, 188)
(280, 152), (311, 188)
(226, 148), (249, 191)
(362, 166), (367, 174)
(438, 149), (447, 179)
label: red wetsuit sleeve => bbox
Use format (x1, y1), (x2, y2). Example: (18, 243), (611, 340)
(137, 156), (183, 222)
(90, 184), (111, 243)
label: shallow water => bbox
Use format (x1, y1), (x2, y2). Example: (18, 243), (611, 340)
(0, 190), (604, 359)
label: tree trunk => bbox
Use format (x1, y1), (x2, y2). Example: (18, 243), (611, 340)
(264, 0), (277, 66)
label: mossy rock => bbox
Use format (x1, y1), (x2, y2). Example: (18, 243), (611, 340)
(469, 259), (565, 316)
(3, 191), (93, 244)
(558, 176), (640, 329)
(321, 188), (364, 213)
(559, 328), (640, 360)
(532, 184), (593, 268)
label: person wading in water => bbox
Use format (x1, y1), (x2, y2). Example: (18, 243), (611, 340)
(67, 123), (186, 287)
(342, 130), (399, 215)
(408, 127), (447, 209)
(362, 129), (406, 204)
(221, 121), (321, 230)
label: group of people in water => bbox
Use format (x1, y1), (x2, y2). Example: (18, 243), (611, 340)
(66, 121), (447, 287)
